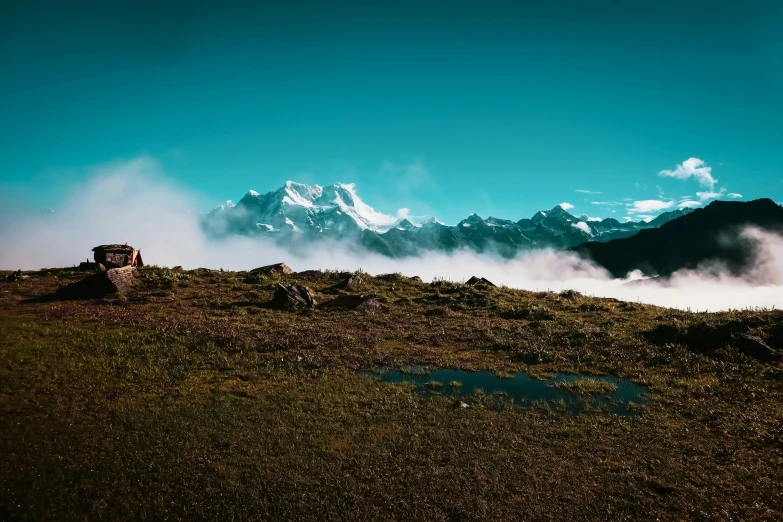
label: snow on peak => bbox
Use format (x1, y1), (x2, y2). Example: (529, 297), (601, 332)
(324, 182), (399, 231)
(422, 217), (446, 226)
(211, 200), (236, 213)
(237, 181), (403, 232)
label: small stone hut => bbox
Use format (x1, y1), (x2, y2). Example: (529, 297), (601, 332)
(92, 244), (144, 268)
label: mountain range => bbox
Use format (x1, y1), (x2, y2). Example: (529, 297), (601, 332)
(204, 181), (692, 257)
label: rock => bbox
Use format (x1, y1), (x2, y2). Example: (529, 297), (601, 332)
(171, 266), (183, 271)
(341, 273), (363, 291)
(250, 263), (293, 276)
(106, 266), (136, 293)
(732, 333), (779, 362)
(409, 276), (423, 282)
(466, 276), (495, 287)
(272, 283), (316, 311)
(455, 401), (470, 409)
(321, 294), (381, 312)
(55, 266), (135, 299)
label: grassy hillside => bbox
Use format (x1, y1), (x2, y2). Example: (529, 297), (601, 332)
(2, 266), (782, 520)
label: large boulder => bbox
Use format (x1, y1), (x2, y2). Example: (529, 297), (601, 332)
(106, 266), (136, 293)
(272, 284), (316, 311)
(56, 266), (135, 299)
(250, 263), (293, 276)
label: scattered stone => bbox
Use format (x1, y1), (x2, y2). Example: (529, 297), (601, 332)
(466, 276), (495, 287)
(272, 283), (316, 311)
(321, 294), (381, 312)
(250, 263), (293, 276)
(455, 401), (470, 409)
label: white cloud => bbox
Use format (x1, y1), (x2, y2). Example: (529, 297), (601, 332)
(559, 202), (574, 210)
(727, 193), (743, 199)
(679, 200), (702, 209)
(571, 221), (592, 234)
(575, 189), (601, 195)
(582, 216), (603, 222)
(696, 188), (725, 201)
(396, 208), (410, 219)
(659, 158), (716, 188)
(627, 199), (675, 213)
(637, 215), (655, 223)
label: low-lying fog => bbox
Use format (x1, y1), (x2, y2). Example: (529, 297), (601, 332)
(2, 157), (781, 312)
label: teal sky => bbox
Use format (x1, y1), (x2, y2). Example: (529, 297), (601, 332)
(1, 0), (781, 223)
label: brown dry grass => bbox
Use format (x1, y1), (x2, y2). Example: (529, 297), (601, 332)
(1, 266), (782, 520)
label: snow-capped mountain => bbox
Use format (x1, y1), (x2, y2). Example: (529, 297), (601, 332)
(204, 181), (693, 257)
(206, 181), (406, 236)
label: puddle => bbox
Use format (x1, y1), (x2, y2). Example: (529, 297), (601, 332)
(362, 367), (649, 415)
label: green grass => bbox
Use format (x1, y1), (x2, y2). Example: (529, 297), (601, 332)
(552, 379), (619, 395)
(0, 267), (782, 520)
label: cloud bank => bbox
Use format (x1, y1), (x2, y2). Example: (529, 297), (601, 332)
(659, 157), (717, 188)
(1, 158), (781, 312)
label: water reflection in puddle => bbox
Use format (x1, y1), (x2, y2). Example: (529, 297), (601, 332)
(362, 367), (649, 415)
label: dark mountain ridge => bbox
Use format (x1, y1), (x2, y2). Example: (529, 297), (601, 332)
(572, 199), (783, 278)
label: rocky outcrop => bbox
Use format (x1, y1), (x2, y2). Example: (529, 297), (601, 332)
(250, 263), (293, 276)
(272, 284), (316, 311)
(340, 273), (363, 291)
(466, 276), (495, 287)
